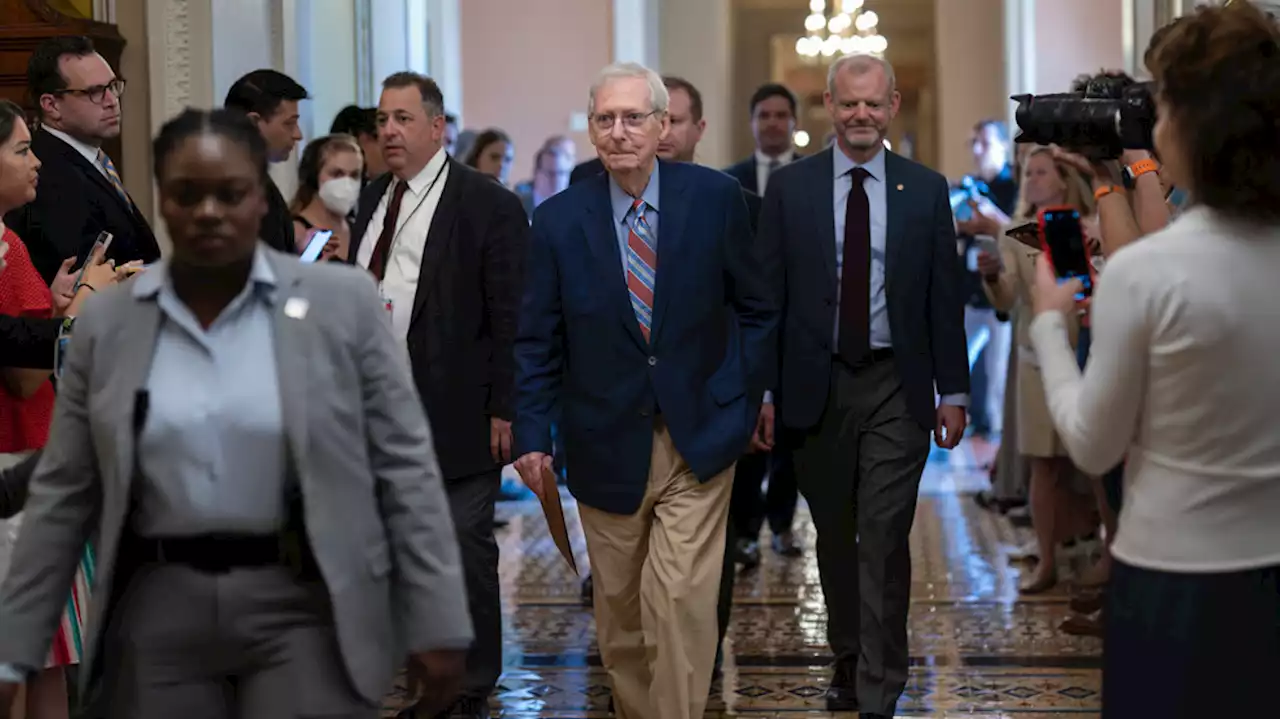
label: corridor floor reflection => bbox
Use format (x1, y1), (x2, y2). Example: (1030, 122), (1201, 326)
(383, 439), (1102, 717)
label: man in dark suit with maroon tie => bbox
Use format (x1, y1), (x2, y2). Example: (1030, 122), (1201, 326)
(349, 71), (528, 719)
(759, 54), (969, 718)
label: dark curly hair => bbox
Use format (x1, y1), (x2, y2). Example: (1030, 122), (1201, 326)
(1148, 2), (1280, 224)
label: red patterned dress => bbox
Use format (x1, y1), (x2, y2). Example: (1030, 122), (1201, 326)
(0, 227), (91, 668)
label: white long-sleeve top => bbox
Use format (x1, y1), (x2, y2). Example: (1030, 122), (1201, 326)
(1029, 205), (1280, 573)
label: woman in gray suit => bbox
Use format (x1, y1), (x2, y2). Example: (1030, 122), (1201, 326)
(0, 109), (473, 719)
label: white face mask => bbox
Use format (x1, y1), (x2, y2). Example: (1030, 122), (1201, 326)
(318, 177), (361, 216)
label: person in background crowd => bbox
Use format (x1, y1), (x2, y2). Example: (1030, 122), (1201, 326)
(351, 72), (527, 719)
(3, 35), (160, 284)
(514, 144), (574, 219)
(0, 97), (124, 719)
(514, 62), (777, 719)
(955, 119), (1016, 438)
(0, 107), (472, 719)
(463, 129), (515, 186)
(724, 83), (801, 195)
(978, 146), (1097, 595)
(289, 134), (363, 261)
(759, 53), (969, 718)
(224, 68), (309, 254)
(1029, 4), (1280, 715)
(330, 104), (387, 182)
(444, 113), (459, 157)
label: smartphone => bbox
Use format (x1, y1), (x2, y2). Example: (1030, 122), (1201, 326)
(73, 231), (113, 288)
(299, 229), (334, 263)
(972, 235), (1002, 271)
(1038, 207), (1095, 301)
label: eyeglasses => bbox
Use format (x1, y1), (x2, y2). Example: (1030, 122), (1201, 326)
(53, 78), (126, 105)
(591, 110), (660, 132)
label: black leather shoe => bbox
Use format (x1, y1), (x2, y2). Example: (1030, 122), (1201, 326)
(824, 658), (858, 711)
(442, 696), (491, 719)
(735, 538), (761, 570)
(772, 531), (802, 557)
(581, 574), (594, 604)
(860, 713), (891, 719)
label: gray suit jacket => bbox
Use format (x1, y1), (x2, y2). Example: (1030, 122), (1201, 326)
(0, 247), (472, 704)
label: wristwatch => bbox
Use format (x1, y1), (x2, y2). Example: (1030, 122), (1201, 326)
(1122, 158), (1159, 189)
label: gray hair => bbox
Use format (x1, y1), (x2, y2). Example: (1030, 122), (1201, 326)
(588, 62), (670, 116)
(827, 53), (897, 95)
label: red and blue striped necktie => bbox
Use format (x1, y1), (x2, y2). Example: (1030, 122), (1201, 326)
(625, 198), (657, 341)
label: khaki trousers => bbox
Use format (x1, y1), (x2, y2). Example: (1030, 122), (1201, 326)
(578, 423), (733, 719)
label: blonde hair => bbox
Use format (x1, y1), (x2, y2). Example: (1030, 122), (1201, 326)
(1013, 146), (1095, 219)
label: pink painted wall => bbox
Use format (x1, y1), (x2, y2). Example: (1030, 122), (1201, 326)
(459, 0), (613, 184)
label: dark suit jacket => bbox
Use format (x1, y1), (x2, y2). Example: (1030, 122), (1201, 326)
(723, 156), (759, 195)
(0, 315), (58, 369)
(514, 160), (780, 514)
(4, 129), (160, 284)
(0, 450), (38, 519)
(761, 148), (969, 431)
(260, 176), (298, 254)
(569, 157), (604, 186)
(350, 158), (528, 481)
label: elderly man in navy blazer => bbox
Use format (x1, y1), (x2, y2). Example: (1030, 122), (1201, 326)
(513, 62), (778, 719)
(759, 53), (969, 719)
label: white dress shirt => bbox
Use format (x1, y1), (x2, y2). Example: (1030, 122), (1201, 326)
(1029, 206), (1280, 572)
(755, 149), (794, 195)
(355, 148), (449, 339)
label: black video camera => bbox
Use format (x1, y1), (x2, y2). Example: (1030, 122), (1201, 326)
(1011, 75), (1157, 160)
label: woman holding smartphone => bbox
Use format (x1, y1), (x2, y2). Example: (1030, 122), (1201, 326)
(290, 134), (363, 262)
(973, 146), (1098, 594)
(0, 99), (122, 719)
(1029, 4), (1280, 715)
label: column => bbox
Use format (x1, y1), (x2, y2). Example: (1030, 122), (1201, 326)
(427, 0), (463, 117)
(613, 0), (660, 68)
(934, 0), (1006, 179)
(658, 0), (732, 168)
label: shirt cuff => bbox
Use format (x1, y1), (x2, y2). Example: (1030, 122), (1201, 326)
(763, 390), (774, 404)
(939, 393), (969, 407)
(0, 663), (36, 683)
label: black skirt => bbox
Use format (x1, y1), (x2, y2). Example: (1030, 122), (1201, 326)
(1104, 559), (1280, 717)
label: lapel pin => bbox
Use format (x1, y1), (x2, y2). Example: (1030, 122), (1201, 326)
(284, 297), (310, 320)
(896, 184), (905, 191)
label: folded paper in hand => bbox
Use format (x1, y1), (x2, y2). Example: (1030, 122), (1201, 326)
(537, 466), (578, 575)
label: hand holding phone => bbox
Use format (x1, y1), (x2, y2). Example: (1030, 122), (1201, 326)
(1038, 207), (1095, 301)
(299, 229), (335, 263)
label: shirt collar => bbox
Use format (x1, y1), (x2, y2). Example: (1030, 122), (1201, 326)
(609, 162), (661, 224)
(832, 145), (886, 183)
(400, 147), (449, 196)
(756, 149), (795, 167)
(133, 244), (278, 304)
(41, 126), (102, 167)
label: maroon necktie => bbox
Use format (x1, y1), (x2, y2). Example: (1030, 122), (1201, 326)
(838, 167), (871, 365)
(367, 180), (408, 282)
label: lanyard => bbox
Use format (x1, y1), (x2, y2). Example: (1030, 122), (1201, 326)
(383, 159), (448, 262)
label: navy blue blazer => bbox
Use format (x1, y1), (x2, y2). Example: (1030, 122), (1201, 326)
(761, 148), (969, 431)
(514, 160), (780, 514)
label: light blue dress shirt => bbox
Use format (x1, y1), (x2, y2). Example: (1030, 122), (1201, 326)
(832, 148), (892, 349)
(134, 250), (288, 536)
(826, 149), (967, 407)
(608, 165), (661, 278)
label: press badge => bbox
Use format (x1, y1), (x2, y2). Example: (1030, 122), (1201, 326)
(378, 285), (393, 314)
(53, 317), (75, 380)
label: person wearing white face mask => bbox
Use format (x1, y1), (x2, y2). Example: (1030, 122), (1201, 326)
(290, 134), (364, 261)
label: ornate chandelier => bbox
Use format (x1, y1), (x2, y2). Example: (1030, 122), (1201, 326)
(796, 0), (888, 60)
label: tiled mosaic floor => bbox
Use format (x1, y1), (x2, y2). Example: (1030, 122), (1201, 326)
(386, 438), (1103, 717)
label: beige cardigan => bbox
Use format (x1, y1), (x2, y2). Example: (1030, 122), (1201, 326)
(981, 222), (1079, 365)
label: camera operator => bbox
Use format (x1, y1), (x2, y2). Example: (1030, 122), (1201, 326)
(1027, 4), (1280, 715)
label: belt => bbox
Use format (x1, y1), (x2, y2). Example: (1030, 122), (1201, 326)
(835, 347), (895, 372)
(131, 533), (285, 574)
